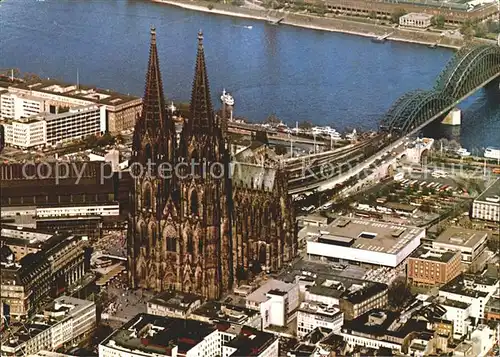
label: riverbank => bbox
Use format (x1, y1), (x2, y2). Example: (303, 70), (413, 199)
(152, 0), (465, 49)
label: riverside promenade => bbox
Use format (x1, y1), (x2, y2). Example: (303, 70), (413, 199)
(153, 0), (469, 49)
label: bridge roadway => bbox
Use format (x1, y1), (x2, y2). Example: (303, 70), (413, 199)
(287, 134), (387, 184)
(228, 122), (329, 146)
(289, 135), (407, 195)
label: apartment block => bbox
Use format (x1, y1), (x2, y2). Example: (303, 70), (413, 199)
(408, 245), (462, 287)
(0, 296), (96, 356)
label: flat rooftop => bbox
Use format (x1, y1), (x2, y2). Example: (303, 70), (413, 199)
(192, 301), (259, 325)
(410, 245), (459, 263)
(100, 314), (216, 355)
(475, 178), (500, 204)
(225, 327), (277, 357)
(434, 226), (489, 249)
(2, 78), (140, 107)
(246, 279), (296, 305)
(307, 217), (424, 255)
(440, 274), (498, 299)
(307, 276), (388, 304)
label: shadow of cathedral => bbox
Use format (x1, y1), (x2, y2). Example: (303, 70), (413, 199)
(127, 27), (297, 300)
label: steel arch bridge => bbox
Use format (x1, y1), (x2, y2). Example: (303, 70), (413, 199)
(381, 44), (500, 135)
(380, 89), (454, 134)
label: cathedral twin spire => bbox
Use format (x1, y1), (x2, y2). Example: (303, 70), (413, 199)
(187, 30), (215, 136)
(134, 27), (217, 161)
(142, 27), (167, 138)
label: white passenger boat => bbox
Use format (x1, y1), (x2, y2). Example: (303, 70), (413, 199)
(456, 148), (471, 157)
(484, 147), (500, 160)
(220, 89), (234, 106)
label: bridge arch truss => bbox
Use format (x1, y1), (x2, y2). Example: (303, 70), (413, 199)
(380, 89), (454, 134)
(434, 44), (500, 99)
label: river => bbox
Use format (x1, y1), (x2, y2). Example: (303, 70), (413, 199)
(1, 0), (499, 149)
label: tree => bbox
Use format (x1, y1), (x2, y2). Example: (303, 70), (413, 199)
(264, 114), (280, 126)
(388, 277), (413, 309)
(391, 10), (407, 24)
(431, 15), (445, 29)
(115, 133), (124, 144)
(460, 20), (475, 41)
(232, 0), (245, 6)
(85, 134), (98, 147)
(369, 11), (377, 19)
(487, 237), (499, 255)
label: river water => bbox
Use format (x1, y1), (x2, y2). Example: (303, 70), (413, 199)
(1, 0), (498, 149)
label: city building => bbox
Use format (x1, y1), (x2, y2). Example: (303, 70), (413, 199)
(407, 245), (462, 287)
(35, 203), (120, 218)
(399, 13), (433, 28)
(44, 105), (106, 145)
(98, 314), (279, 357)
(127, 28), (296, 300)
(438, 274), (499, 319)
(304, 276), (389, 321)
(0, 234), (90, 318)
(472, 178), (500, 223)
(453, 324), (498, 357)
(296, 302), (343, 338)
(1, 78), (141, 133)
(485, 296), (500, 322)
(305, 217), (424, 268)
(2, 104), (106, 147)
(432, 226), (489, 273)
(223, 326), (279, 357)
(0, 296), (96, 356)
(1, 226), (56, 260)
(0, 91), (44, 120)
(438, 297), (472, 337)
(316, 0), (497, 25)
(245, 279), (300, 328)
(147, 291), (203, 318)
(2, 117), (46, 148)
(190, 301), (261, 328)
(0, 162), (131, 236)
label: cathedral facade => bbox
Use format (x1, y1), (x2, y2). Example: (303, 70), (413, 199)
(128, 28), (296, 300)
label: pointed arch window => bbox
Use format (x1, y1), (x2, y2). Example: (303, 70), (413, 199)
(167, 237), (177, 252)
(145, 143), (153, 163)
(152, 227), (157, 246)
(187, 235), (194, 254)
(190, 190), (199, 216)
(144, 187), (152, 211)
(141, 224), (147, 245)
(198, 239), (203, 255)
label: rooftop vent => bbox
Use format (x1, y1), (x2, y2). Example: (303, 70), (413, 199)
(485, 195), (500, 203)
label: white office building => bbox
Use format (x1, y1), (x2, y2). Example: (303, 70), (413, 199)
(0, 92), (44, 120)
(43, 105), (106, 145)
(439, 274), (499, 319)
(472, 178), (500, 223)
(99, 314), (279, 357)
(306, 217), (424, 268)
(0, 296), (96, 356)
(432, 226), (489, 272)
(35, 203), (120, 218)
(297, 302), (344, 338)
(1, 104), (105, 148)
(2, 117), (46, 148)
(245, 279), (300, 328)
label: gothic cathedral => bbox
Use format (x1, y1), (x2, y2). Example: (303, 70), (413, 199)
(128, 28), (297, 300)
